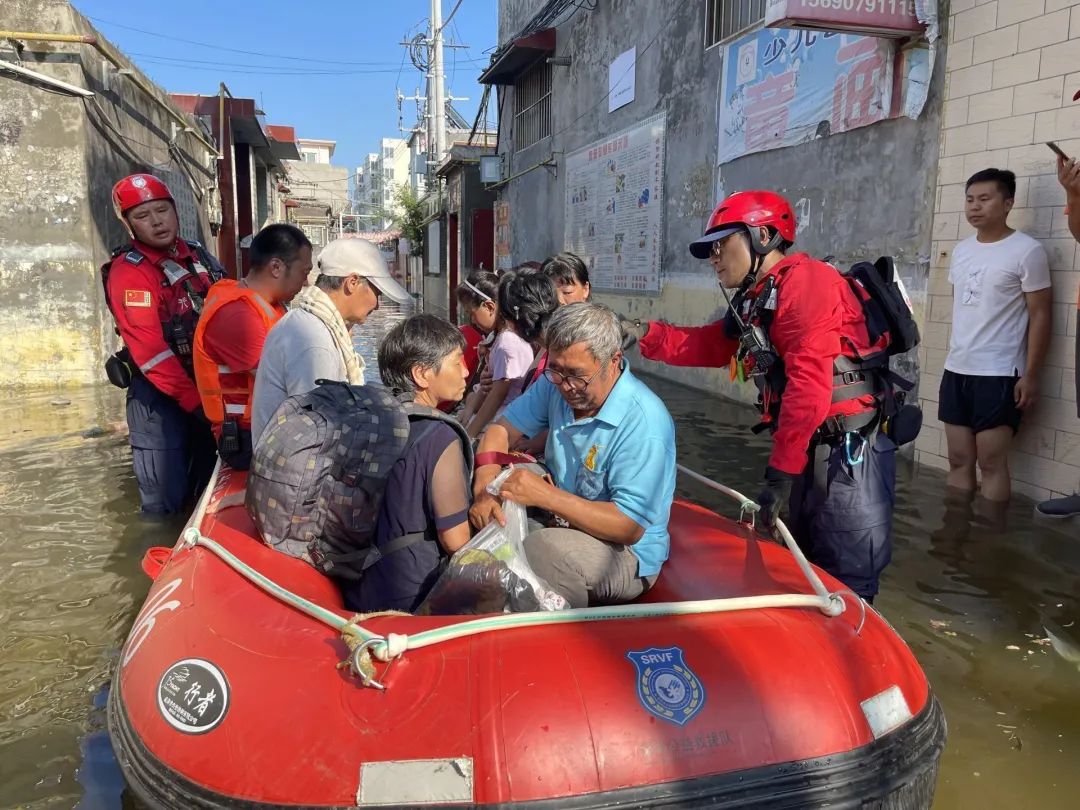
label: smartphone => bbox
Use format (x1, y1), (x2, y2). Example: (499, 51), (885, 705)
(1047, 141), (1071, 161)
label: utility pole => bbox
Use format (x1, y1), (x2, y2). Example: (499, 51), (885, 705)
(430, 0), (447, 166)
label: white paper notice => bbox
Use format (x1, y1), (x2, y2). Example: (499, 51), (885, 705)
(608, 47), (636, 113)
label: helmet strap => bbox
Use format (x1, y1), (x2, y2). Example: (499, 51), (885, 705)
(741, 227), (783, 288)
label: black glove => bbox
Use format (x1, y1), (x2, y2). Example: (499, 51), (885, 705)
(191, 405), (211, 427)
(756, 465), (796, 531)
(618, 315), (649, 351)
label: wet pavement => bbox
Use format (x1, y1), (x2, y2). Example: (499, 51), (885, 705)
(1, 308), (1078, 808)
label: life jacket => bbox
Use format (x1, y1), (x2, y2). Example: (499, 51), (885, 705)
(100, 240), (225, 375)
(246, 381), (474, 583)
(729, 255), (919, 438)
(192, 280), (285, 428)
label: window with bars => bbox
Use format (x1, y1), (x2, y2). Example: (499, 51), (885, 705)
(513, 60), (552, 151)
(705, 0), (766, 49)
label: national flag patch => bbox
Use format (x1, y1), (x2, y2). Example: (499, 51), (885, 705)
(124, 290), (152, 308)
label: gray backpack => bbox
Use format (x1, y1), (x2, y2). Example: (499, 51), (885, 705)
(245, 380), (471, 581)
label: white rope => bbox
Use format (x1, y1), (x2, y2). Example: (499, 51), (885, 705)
(675, 463), (834, 601)
(176, 462), (850, 685)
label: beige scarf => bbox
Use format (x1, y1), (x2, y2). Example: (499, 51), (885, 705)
(292, 285), (366, 385)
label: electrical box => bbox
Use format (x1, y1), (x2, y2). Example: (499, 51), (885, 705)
(480, 155), (502, 184)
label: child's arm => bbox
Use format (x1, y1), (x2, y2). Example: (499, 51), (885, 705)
(465, 378), (512, 439)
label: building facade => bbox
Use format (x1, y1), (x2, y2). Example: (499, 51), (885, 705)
(284, 137), (350, 246)
(422, 145), (498, 319)
(355, 152), (382, 229)
(170, 95), (298, 276)
(0, 1), (217, 387)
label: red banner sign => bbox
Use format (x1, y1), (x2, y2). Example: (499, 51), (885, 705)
(765, 0), (923, 37)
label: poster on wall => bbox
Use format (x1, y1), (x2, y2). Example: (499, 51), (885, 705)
(717, 27), (894, 164)
(564, 113), (666, 294)
(494, 200), (512, 271)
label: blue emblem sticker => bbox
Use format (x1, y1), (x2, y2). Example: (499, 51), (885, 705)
(627, 646), (706, 726)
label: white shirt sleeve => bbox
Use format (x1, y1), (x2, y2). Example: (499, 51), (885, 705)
(1019, 242), (1052, 293)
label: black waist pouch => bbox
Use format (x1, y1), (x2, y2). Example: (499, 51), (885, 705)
(104, 349), (135, 389)
(884, 403), (922, 446)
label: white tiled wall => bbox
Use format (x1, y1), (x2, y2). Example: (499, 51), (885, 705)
(924, 0), (1080, 501)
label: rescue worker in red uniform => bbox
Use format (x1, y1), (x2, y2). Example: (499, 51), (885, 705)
(193, 224), (312, 470)
(102, 174), (224, 514)
(621, 191), (899, 601)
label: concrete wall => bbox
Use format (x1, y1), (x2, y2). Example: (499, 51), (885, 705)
(922, 0), (1080, 499)
(424, 218), (449, 318)
(494, 0), (944, 407)
(285, 160), (350, 216)
(0, 0), (215, 388)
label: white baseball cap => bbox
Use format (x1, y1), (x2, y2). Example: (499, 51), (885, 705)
(312, 238), (411, 304)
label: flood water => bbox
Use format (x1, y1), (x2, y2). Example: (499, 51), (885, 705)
(1, 306), (1078, 808)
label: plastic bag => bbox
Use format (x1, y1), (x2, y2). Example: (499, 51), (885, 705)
(416, 467), (569, 615)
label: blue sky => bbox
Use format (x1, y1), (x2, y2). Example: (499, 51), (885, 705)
(72, 0), (499, 172)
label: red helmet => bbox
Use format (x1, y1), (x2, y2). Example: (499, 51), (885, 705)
(689, 190), (797, 259)
(111, 173), (174, 221)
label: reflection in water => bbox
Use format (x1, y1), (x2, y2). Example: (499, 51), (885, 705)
(0, 328), (1078, 807)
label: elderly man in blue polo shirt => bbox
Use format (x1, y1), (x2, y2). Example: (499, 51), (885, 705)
(471, 302), (677, 608)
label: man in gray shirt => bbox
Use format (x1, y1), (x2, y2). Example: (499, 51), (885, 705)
(250, 238), (411, 441)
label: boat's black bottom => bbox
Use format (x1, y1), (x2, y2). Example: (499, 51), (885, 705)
(109, 683), (946, 810)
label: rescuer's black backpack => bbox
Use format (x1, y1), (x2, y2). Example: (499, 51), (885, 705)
(842, 256), (920, 357)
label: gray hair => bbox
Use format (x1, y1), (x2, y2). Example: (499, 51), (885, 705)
(314, 273), (347, 292)
(545, 302), (621, 362)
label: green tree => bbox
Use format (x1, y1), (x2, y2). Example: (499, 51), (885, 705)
(382, 183), (426, 256)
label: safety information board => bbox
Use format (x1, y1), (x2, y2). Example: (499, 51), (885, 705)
(564, 114), (666, 293)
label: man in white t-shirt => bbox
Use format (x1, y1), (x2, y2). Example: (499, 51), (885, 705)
(940, 168), (1053, 502)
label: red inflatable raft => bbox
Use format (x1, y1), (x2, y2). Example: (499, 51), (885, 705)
(109, 465), (945, 808)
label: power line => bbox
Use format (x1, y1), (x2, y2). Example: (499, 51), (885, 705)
(123, 50), (403, 73)
(439, 0), (466, 33)
(132, 57), (402, 76)
(88, 15), (406, 67)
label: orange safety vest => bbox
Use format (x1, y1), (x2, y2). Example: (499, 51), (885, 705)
(193, 280), (284, 428)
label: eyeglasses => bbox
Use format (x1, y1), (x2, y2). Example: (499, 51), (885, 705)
(542, 363), (605, 392)
(710, 235), (737, 257)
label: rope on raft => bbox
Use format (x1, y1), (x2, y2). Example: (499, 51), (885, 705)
(178, 461), (857, 689)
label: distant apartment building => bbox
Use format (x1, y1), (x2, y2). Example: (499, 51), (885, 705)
(355, 152), (381, 229)
(374, 138), (410, 230)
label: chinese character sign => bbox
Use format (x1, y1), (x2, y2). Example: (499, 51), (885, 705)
(564, 114), (666, 294)
(718, 28), (894, 164)
(494, 200), (511, 271)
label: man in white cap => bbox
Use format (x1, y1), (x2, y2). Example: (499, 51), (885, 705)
(250, 238), (411, 442)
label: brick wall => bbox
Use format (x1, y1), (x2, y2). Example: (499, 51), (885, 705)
(924, 0), (1080, 501)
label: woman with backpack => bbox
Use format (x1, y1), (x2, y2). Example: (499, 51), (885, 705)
(344, 314), (474, 613)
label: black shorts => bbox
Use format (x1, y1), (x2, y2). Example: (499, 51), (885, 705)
(938, 369), (1022, 434)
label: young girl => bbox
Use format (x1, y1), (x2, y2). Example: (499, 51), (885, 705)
(461, 270), (556, 438)
(541, 251), (591, 304)
(452, 271), (500, 410)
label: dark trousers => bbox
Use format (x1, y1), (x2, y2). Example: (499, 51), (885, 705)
(126, 376), (216, 514)
(788, 430), (897, 600)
